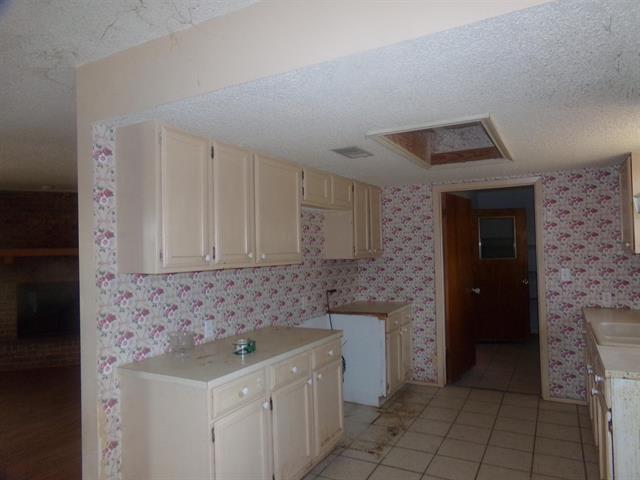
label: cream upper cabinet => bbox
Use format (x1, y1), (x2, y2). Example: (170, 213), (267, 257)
(116, 121), (213, 274)
(312, 361), (344, 457)
(331, 175), (353, 209)
(368, 186), (383, 257)
(620, 153), (640, 254)
(212, 397), (272, 480)
(302, 168), (331, 208)
(212, 141), (256, 266)
(255, 155), (302, 265)
(353, 182), (370, 258)
(272, 376), (314, 480)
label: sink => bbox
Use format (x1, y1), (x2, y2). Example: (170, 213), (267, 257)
(593, 321), (640, 347)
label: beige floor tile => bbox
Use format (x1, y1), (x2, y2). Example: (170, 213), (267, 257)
(582, 443), (598, 464)
(489, 429), (534, 452)
(476, 464), (530, 480)
(539, 400), (577, 413)
(482, 445), (532, 472)
(344, 418), (372, 436)
(446, 424), (491, 445)
(428, 396), (466, 410)
(437, 438), (486, 462)
(381, 446), (433, 472)
(499, 404), (538, 421)
(345, 407), (381, 425)
(342, 439), (391, 463)
(409, 418), (452, 436)
(462, 400), (500, 416)
(581, 427), (595, 445)
(538, 409), (579, 426)
(535, 437), (583, 460)
(394, 390), (433, 405)
(532, 475), (565, 480)
(406, 384), (440, 396)
(396, 431), (444, 454)
(369, 465), (422, 480)
(455, 411), (495, 429)
(310, 454), (338, 476)
(467, 389), (503, 404)
(533, 453), (586, 480)
(421, 406), (459, 423)
(536, 422), (581, 442)
(494, 416), (536, 435)
(503, 392), (539, 408)
(358, 424), (402, 445)
(386, 400), (427, 418)
(374, 413), (413, 431)
(321, 456), (377, 480)
(425, 455), (479, 480)
(436, 386), (470, 399)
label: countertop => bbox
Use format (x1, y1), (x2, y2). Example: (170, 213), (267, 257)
(118, 326), (341, 387)
(583, 307), (640, 380)
(328, 301), (410, 319)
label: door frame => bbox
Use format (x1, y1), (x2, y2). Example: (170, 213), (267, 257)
(432, 177), (551, 401)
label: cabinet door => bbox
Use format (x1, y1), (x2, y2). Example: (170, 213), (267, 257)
(353, 182), (370, 258)
(399, 325), (412, 382)
(160, 126), (210, 269)
(255, 155), (302, 265)
(272, 376), (314, 480)
(212, 142), (256, 266)
(313, 361), (343, 457)
(386, 330), (402, 396)
(331, 176), (353, 209)
(302, 168), (331, 207)
(213, 397), (272, 480)
(368, 186), (383, 257)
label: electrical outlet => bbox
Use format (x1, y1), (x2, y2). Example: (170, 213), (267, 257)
(204, 319), (214, 339)
(560, 268), (571, 282)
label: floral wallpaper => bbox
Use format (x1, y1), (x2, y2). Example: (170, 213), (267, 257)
(358, 167), (640, 400)
(93, 123), (640, 478)
(93, 125), (359, 477)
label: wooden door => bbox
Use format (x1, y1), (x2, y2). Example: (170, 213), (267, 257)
(272, 376), (314, 480)
(212, 141), (256, 266)
(331, 176), (353, 209)
(472, 209), (529, 341)
(312, 361), (343, 456)
(302, 168), (331, 207)
(353, 182), (370, 258)
(443, 193), (476, 383)
(620, 154), (640, 253)
(368, 186), (383, 257)
(213, 397), (272, 480)
(386, 329), (402, 395)
(254, 155), (302, 265)
(159, 126), (210, 269)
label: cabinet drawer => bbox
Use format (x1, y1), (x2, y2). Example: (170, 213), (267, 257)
(312, 339), (341, 370)
(271, 351), (310, 390)
(212, 369), (266, 419)
(386, 312), (402, 332)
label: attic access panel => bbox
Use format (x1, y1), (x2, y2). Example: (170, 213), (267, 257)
(367, 117), (511, 169)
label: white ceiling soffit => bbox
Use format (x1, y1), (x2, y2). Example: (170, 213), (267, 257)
(119, 0), (640, 187)
(0, 0), (258, 190)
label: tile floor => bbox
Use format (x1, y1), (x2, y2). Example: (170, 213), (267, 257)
(454, 337), (541, 394)
(306, 384), (598, 480)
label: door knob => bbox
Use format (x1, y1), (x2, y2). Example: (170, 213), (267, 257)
(471, 288), (481, 295)
(522, 279), (529, 286)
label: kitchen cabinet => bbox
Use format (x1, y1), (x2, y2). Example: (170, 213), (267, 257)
(119, 327), (343, 480)
(301, 168), (353, 210)
(116, 121), (212, 274)
(620, 153), (640, 254)
(331, 175), (353, 209)
(324, 182), (383, 259)
(255, 155), (302, 265)
(386, 328), (402, 396)
(212, 141), (255, 267)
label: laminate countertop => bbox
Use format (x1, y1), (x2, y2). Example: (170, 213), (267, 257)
(328, 301), (410, 320)
(118, 326), (341, 387)
(584, 307), (640, 380)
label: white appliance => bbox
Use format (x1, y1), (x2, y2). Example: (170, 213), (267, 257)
(301, 314), (386, 406)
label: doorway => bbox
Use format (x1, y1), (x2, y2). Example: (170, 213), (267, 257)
(433, 179), (549, 399)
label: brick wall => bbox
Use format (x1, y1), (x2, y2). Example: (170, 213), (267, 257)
(0, 191), (80, 371)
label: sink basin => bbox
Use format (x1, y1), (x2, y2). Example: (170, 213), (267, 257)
(593, 321), (640, 347)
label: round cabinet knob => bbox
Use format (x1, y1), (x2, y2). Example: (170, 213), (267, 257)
(586, 365), (593, 374)
(394, 320), (399, 326)
(261, 254), (267, 260)
(595, 375), (604, 384)
(307, 378), (313, 385)
(328, 350), (334, 357)
(247, 252), (254, 259)
(239, 386), (249, 398)
(291, 366), (298, 374)
(591, 387), (600, 396)
(625, 242), (631, 248)
(262, 401), (270, 410)
(205, 254), (211, 262)
(317, 373), (323, 380)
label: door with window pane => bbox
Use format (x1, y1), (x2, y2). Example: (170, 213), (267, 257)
(472, 209), (529, 341)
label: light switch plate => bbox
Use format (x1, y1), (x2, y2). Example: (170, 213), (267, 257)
(560, 268), (571, 282)
(204, 319), (214, 339)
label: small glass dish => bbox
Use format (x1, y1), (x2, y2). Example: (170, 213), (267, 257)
(169, 331), (195, 356)
(233, 338), (256, 356)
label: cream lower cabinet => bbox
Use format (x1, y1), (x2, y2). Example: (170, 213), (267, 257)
(386, 308), (412, 396)
(120, 329), (342, 480)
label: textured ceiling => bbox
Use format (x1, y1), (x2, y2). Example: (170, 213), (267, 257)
(119, 0), (640, 186)
(0, 0), (257, 190)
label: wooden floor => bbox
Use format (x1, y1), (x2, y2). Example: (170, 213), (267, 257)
(0, 366), (81, 480)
